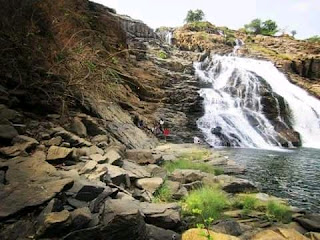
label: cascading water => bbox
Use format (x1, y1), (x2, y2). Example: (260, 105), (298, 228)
(196, 41), (320, 149)
(165, 31), (173, 45)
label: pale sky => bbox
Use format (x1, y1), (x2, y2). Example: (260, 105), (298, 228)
(92, 0), (320, 39)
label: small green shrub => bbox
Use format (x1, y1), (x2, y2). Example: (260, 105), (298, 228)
(242, 196), (258, 214)
(183, 186), (229, 220)
(153, 181), (173, 203)
(164, 158), (218, 175)
(158, 51), (168, 59)
(266, 201), (292, 223)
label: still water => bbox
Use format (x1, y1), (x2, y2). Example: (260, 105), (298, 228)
(220, 147), (320, 213)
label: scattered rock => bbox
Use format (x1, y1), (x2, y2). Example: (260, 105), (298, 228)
(0, 124), (18, 140)
(81, 116), (107, 136)
(67, 198), (88, 209)
(126, 149), (162, 165)
(0, 135), (38, 157)
(70, 117), (87, 137)
(122, 160), (151, 179)
(295, 214), (320, 232)
(79, 161), (97, 174)
(220, 177), (258, 193)
(73, 181), (105, 202)
(0, 104), (22, 123)
(146, 164), (167, 179)
(89, 153), (107, 163)
(43, 136), (63, 146)
(211, 220), (243, 236)
(146, 224), (181, 240)
(183, 180), (203, 191)
(89, 187), (114, 213)
(70, 207), (92, 230)
(136, 177), (163, 194)
(52, 127), (91, 147)
(91, 135), (109, 144)
(105, 164), (131, 187)
(251, 228), (309, 240)
(105, 148), (123, 166)
(182, 228), (240, 240)
(170, 169), (204, 184)
(47, 146), (73, 163)
(0, 151), (73, 219)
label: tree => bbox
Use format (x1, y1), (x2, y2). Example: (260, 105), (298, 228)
(291, 30), (297, 37)
(244, 19), (278, 36)
(184, 9), (205, 23)
(306, 35), (320, 43)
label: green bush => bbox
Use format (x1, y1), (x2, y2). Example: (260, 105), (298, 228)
(306, 35), (320, 43)
(244, 18), (278, 36)
(184, 9), (205, 23)
(183, 186), (229, 220)
(266, 201), (292, 223)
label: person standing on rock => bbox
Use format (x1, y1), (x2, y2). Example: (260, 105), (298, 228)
(159, 118), (164, 132)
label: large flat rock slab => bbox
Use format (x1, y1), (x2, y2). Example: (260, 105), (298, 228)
(0, 151), (73, 219)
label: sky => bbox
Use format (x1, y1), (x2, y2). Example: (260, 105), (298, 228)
(92, 0), (320, 39)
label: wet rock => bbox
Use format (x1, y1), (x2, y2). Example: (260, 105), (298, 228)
(47, 146), (73, 163)
(70, 117), (87, 137)
(0, 124), (18, 140)
(79, 160), (97, 174)
(211, 220), (243, 236)
(37, 210), (71, 238)
(0, 151), (73, 219)
(126, 149), (162, 165)
(146, 224), (181, 240)
(170, 169), (204, 184)
(295, 214), (320, 232)
(122, 160), (151, 179)
(136, 177), (163, 194)
(182, 228), (240, 240)
(70, 207), (92, 230)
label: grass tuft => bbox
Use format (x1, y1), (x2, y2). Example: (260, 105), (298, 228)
(153, 181), (173, 203)
(266, 201), (292, 223)
(183, 186), (229, 220)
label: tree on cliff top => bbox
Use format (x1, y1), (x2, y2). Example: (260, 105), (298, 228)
(185, 9), (205, 23)
(244, 19), (278, 36)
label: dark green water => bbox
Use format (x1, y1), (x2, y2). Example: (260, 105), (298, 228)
(220, 147), (320, 213)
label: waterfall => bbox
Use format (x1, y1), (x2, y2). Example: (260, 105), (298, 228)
(165, 31), (173, 45)
(195, 43), (320, 149)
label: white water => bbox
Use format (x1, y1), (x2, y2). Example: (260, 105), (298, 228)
(196, 43), (320, 149)
(165, 31), (173, 45)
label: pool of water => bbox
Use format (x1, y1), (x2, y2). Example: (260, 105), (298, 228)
(218, 147), (320, 213)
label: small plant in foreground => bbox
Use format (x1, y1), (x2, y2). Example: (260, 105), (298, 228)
(266, 201), (292, 223)
(153, 181), (172, 203)
(242, 196), (258, 214)
(158, 51), (168, 59)
(192, 208), (214, 240)
(183, 186), (228, 220)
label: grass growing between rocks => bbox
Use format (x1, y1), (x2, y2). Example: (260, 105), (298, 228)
(182, 186), (229, 220)
(164, 150), (223, 175)
(266, 201), (292, 223)
(153, 181), (173, 203)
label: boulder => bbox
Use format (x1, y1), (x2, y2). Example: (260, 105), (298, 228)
(170, 169), (204, 184)
(140, 202), (181, 230)
(91, 135), (109, 144)
(126, 149), (162, 165)
(81, 116), (107, 136)
(0, 151), (73, 219)
(70, 207), (92, 230)
(136, 177), (163, 194)
(79, 161), (97, 174)
(0, 135), (38, 157)
(70, 117), (87, 137)
(105, 164), (130, 187)
(105, 148), (123, 166)
(295, 214), (320, 232)
(147, 164), (167, 179)
(52, 127), (91, 147)
(89, 187), (115, 213)
(36, 210), (71, 238)
(0, 104), (22, 123)
(122, 160), (151, 179)
(146, 224), (181, 240)
(219, 176), (258, 193)
(89, 153), (107, 163)
(182, 228), (240, 240)
(0, 124), (18, 140)
(306, 232), (320, 240)
(67, 198), (88, 209)
(72, 180), (105, 202)
(183, 180), (203, 191)
(211, 220), (243, 236)
(43, 136), (63, 146)
(47, 146), (73, 163)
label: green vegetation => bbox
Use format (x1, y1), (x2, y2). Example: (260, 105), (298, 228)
(306, 35), (320, 43)
(184, 9), (205, 23)
(185, 21), (215, 32)
(291, 30), (297, 38)
(183, 186), (229, 220)
(158, 50), (168, 59)
(244, 19), (278, 36)
(242, 195), (258, 213)
(267, 201), (292, 223)
(153, 181), (173, 203)
(249, 44), (293, 60)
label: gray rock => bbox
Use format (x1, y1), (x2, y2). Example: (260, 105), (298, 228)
(67, 198), (88, 209)
(74, 183), (105, 202)
(47, 146), (73, 163)
(89, 153), (107, 163)
(126, 149), (162, 165)
(37, 198), (64, 224)
(52, 127), (91, 147)
(91, 135), (109, 144)
(146, 164), (167, 179)
(136, 177), (163, 194)
(221, 178), (258, 193)
(183, 180), (203, 191)
(0, 104), (22, 123)
(122, 160), (151, 179)
(170, 169), (204, 184)
(146, 224), (181, 240)
(0, 151), (73, 219)
(106, 164), (130, 187)
(70, 207), (92, 230)
(70, 117), (87, 137)
(81, 116), (107, 136)
(89, 187), (114, 213)
(295, 214), (320, 232)
(0, 124), (18, 140)
(211, 220), (243, 236)
(105, 148), (123, 166)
